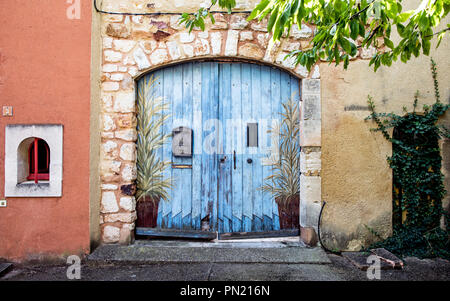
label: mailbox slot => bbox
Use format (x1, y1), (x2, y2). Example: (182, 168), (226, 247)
(172, 126), (193, 157)
(247, 123), (258, 147)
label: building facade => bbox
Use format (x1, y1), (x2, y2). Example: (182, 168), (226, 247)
(0, 0), (449, 260)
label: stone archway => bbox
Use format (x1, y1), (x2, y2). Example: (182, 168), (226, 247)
(99, 13), (322, 244)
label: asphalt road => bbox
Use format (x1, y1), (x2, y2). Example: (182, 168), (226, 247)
(1, 254), (449, 281)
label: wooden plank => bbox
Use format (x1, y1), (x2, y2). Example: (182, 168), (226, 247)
(219, 229), (299, 240)
(191, 62), (203, 230)
(171, 63), (184, 229)
(261, 65), (273, 231)
(251, 64), (263, 232)
(200, 62), (218, 231)
(151, 69), (166, 229)
(270, 67), (281, 231)
(241, 63), (253, 232)
(161, 65), (174, 229)
(136, 227), (217, 240)
(210, 62), (219, 231)
(218, 63), (233, 234)
(231, 63), (243, 233)
(181, 62), (193, 229)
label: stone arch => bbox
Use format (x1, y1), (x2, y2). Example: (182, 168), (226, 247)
(99, 13), (322, 244)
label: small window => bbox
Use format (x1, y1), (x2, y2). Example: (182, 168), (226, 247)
(27, 138), (50, 182)
(247, 123), (258, 147)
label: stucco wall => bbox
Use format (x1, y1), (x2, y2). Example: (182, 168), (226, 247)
(0, 0), (92, 260)
(320, 24), (450, 250)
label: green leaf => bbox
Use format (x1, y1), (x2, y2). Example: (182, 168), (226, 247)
(248, 0), (270, 20)
(422, 39), (431, 55)
(267, 6), (279, 33)
(396, 11), (413, 23)
(397, 23), (406, 38)
(350, 20), (359, 40)
(384, 37), (395, 49)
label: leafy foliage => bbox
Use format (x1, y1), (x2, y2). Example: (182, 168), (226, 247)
(260, 97), (300, 205)
(365, 59), (449, 259)
(136, 76), (172, 203)
(183, 0), (450, 71)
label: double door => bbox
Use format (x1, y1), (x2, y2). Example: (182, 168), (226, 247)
(137, 61), (300, 238)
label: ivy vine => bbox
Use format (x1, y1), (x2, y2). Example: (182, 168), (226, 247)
(365, 59), (450, 259)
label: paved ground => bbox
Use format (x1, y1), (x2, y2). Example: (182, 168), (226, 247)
(1, 239), (449, 281)
(1, 254), (450, 281)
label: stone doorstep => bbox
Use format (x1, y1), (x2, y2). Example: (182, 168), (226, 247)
(87, 241), (331, 264)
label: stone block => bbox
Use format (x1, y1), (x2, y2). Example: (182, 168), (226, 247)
(104, 50), (122, 63)
(300, 119), (321, 147)
(239, 43), (264, 59)
(113, 40), (136, 53)
(103, 226), (120, 243)
(230, 14), (249, 29)
(302, 94), (321, 121)
(122, 163), (137, 181)
(102, 114), (116, 131)
(302, 79), (321, 95)
(210, 32), (222, 55)
(239, 31), (253, 41)
(119, 196), (136, 212)
(101, 191), (119, 213)
(120, 184), (136, 196)
(104, 211), (137, 223)
(300, 227), (318, 246)
(225, 30), (239, 56)
(150, 49), (169, 65)
(133, 47), (150, 70)
(102, 82), (119, 92)
(166, 40), (182, 60)
(120, 143), (136, 161)
(103, 64), (118, 73)
(113, 92), (135, 113)
(194, 39), (210, 56)
(102, 140), (119, 160)
(106, 23), (131, 39)
(300, 175), (321, 229)
(115, 129), (137, 141)
(179, 32), (195, 43)
(300, 150), (321, 174)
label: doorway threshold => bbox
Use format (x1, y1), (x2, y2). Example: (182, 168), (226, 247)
(88, 238), (330, 264)
(134, 236), (304, 249)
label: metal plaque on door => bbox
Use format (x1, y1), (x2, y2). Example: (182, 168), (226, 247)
(172, 126), (193, 157)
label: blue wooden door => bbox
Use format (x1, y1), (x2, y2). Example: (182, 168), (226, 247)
(137, 61), (300, 237)
(217, 63), (300, 236)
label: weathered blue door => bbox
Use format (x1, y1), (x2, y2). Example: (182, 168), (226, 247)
(137, 61), (300, 238)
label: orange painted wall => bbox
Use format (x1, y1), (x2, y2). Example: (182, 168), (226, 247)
(0, 1), (92, 260)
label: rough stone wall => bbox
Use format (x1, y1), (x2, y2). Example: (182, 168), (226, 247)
(97, 7), (325, 243)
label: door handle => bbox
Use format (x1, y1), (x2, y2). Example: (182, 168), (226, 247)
(233, 151), (236, 170)
(220, 156), (227, 163)
(247, 158), (253, 164)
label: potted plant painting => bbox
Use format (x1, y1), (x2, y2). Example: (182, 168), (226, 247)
(135, 75), (172, 228)
(260, 97), (300, 229)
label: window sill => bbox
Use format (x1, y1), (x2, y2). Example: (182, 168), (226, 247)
(17, 181), (50, 187)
